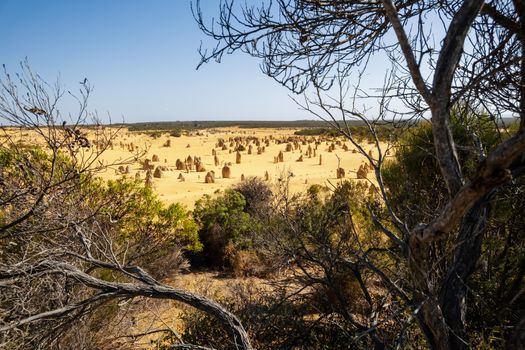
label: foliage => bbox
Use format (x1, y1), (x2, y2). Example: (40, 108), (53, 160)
(169, 128), (182, 137)
(123, 120), (339, 132)
(381, 111), (524, 346)
(466, 182), (525, 348)
(170, 181), (407, 349)
(0, 145), (200, 347)
(87, 177), (201, 271)
(294, 127), (340, 137)
(294, 125), (401, 142)
(177, 283), (360, 350)
(382, 111), (502, 226)
(233, 177), (272, 216)
(192, 180), (273, 275)
(193, 190), (255, 268)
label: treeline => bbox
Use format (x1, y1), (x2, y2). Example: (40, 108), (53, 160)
(121, 119), (362, 132)
(294, 125), (403, 141)
(126, 120), (405, 143)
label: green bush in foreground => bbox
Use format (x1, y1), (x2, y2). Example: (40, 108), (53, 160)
(193, 189), (253, 267)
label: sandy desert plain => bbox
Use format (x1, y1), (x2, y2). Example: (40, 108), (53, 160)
(3, 125), (388, 208)
(99, 126), (387, 207)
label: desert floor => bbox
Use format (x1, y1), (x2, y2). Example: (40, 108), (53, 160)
(91, 127), (388, 208)
(2, 126), (390, 209)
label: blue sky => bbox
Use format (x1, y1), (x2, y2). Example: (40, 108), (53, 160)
(0, 0), (390, 122)
(0, 0), (309, 122)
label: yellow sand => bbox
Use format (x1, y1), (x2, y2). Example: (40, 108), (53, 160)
(2, 126), (389, 209)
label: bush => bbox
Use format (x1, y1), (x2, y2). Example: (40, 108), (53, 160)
(234, 177), (272, 216)
(382, 111), (501, 226)
(193, 190), (254, 268)
(176, 282), (368, 350)
(232, 249), (264, 277)
(87, 177), (201, 274)
(170, 128), (182, 137)
(0, 145), (201, 347)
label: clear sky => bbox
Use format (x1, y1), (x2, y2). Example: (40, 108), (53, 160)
(1, 0), (325, 122)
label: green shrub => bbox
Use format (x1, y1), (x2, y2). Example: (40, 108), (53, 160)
(87, 177), (201, 272)
(0, 145), (202, 347)
(193, 190), (254, 268)
(381, 109), (524, 345)
(382, 110), (502, 226)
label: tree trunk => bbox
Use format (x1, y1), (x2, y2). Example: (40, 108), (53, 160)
(415, 298), (451, 350)
(409, 237), (450, 350)
(409, 193), (493, 350)
(439, 193), (493, 349)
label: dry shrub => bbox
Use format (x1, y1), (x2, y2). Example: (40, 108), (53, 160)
(201, 224), (229, 266)
(234, 177), (272, 215)
(309, 270), (368, 316)
(177, 281), (361, 350)
(147, 248), (190, 280)
(232, 250), (264, 277)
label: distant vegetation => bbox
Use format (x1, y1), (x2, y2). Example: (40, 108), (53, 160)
(293, 127), (340, 136)
(294, 124), (403, 141)
(122, 119), (355, 132)
(125, 120), (327, 130)
(125, 120), (407, 143)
